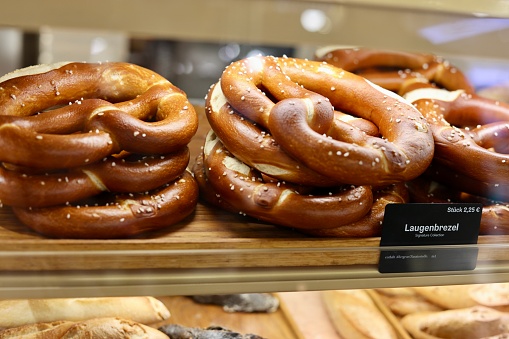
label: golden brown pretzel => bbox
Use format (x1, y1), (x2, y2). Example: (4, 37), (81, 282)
(315, 47), (475, 93)
(469, 121), (509, 154)
(407, 175), (509, 235)
(301, 182), (409, 237)
(12, 171), (199, 239)
(403, 86), (509, 201)
(195, 131), (374, 230)
(212, 55), (434, 186)
(0, 62), (199, 238)
(0, 63), (198, 169)
(0, 148), (190, 208)
(206, 82), (337, 187)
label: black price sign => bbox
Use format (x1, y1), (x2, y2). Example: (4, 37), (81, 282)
(378, 203), (482, 273)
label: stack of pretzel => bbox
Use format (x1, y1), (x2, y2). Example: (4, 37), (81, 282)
(317, 47), (509, 235)
(0, 62), (199, 239)
(193, 55), (435, 237)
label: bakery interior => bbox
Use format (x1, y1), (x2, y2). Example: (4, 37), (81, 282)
(1, 0), (509, 338)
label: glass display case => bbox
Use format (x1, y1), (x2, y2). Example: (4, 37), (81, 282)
(0, 0), (508, 302)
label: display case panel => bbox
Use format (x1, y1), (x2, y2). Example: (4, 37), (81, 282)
(0, 0), (509, 299)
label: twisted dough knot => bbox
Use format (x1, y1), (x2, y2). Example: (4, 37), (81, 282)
(0, 62), (197, 168)
(209, 55), (434, 186)
(315, 47), (475, 94)
(197, 55), (432, 235)
(403, 85), (509, 202)
(0, 62), (199, 238)
(403, 83), (509, 235)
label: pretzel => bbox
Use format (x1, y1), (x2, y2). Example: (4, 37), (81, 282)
(0, 62), (198, 169)
(195, 131), (374, 230)
(407, 176), (509, 235)
(210, 55), (434, 186)
(301, 182), (409, 237)
(403, 86), (509, 201)
(12, 171), (198, 239)
(0, 148), (190, 208)
(0, 62), (199, 238)
(315, 47), (475, 94)
(206, 82), (337, 187)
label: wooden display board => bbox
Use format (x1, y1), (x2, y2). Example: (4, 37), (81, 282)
(0, 107), (507, 272)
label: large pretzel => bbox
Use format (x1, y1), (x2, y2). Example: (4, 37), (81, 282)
(302, 182), (409, 237)
(315, 47), (475, 94)
(195, 131), (374, 230)
(403, 85), (509, 201)
(210, 55), (434, 186)
(12, 171), (198, 239)
(0, 148), (190, 208)
(407, 176), (509, 235)
(195, 55), (429, 234)
(0, 62), (197, 169)
(0, 62), (199, 238)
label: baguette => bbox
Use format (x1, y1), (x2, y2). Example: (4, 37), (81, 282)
(0, 297), (170, 328)
(0, 317), (169, 339)
(0, 321), (74, 339)
(322, 290), (397, 339)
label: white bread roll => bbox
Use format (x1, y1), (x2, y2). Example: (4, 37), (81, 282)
(322, 290), (397, 339)
(0, 317), (169, 339)
(401, 306), (509, 339)
(469, 283), (509, 308)
(412, 285), (478, 309)
(375, 288), (443, 316)
(0, 297), (170, 329)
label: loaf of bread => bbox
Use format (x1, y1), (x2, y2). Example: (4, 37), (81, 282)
(0, 297), (170, 328)
(375, 288), (443, 316)
(0, 317), (169, 339)
(322, 290), (398, 339)
(401, 306), (509, 339)
(469, 283), (509, 310)
(412, 285), (478, 309)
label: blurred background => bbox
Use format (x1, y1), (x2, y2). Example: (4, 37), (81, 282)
(1, 0), (509, 102)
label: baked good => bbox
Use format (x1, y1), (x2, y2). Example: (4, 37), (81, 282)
(401, 306), (509, 339)
(375, 288), (443, 316)
(0, 296), (170, 328)
(470, 283), (509, 311)
(0, 61), (199, 238)
(322, 290), (398, 339)
(314, 47), (475, 94)
(412, 285), (478, 309)
(194, 54), (433, 236)
(0, 317), (169, 338)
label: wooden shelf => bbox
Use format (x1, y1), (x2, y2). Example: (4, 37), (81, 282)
(2, 199), (509, 298)
(1, 105), (509, 298)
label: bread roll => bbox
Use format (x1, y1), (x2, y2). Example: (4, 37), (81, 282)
(322, 290), (397, 339)
(401, 306), (509, 339)
(469, 283), (509, 309)
(0, 317), (169, 339)
(0, 321), (74, 339)
(0, 297), (170, 328)
(412, 285), (478, 309)
(375, 288), (443, 316)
